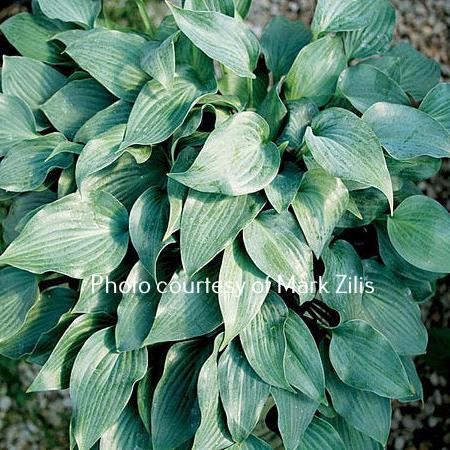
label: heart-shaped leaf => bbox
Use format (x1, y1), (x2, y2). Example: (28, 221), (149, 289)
(292, 169), (349, 258)
(0, 191), (129, 279)
(305, 107), (393, 211)
(330, 320), (415, 398)
(338, 64), (410, 113)
(180, 190), (265, 276)
(66, 29), (149, 101)
(168, 2), (260, 78)
(387, 195), (450, 273)
(219, 240), (269, 348)
(363, 102), (450, 159)
(37, 0), (101, 28)
(169, 112), (280, 196)
(240, 291), (291, 390)
(285, 35), (346, 106)
(144, 267), (222, 345)
(243, 210), (315, 303)
(121, 66), (216, 148)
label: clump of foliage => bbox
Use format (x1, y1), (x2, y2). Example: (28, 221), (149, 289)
(0, 0), (449, 448)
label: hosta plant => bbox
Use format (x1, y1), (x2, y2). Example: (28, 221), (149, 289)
(1, 0), (450, 448)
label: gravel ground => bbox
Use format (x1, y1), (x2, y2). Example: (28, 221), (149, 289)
(0, 1), (449, 449)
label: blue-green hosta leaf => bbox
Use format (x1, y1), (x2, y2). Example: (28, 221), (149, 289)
(46, 140), (83, 161)
(292, 169), (348, 258)
(342, 0), (396, 60)
(264, 162), (303, 214)
(324, 354), (391, 445)
(28, 313), (110, 392)
(37, 0), (101, 28)
(218, 66), (267, 110)
(0, 287), (76, 359)
(298, 417), (345, 450)
(399, 356), (423, 403)
(42, 78), (114, 140)
(219, 240), (269, 348)
(180, 190), (265, 276)
(0, 267), (39, 342)
(337, 188), (388, 229)
(260, 17), (311, 80)
(193, 334), (233, 450)
(100, 405), (150, 450)
(79, 150), (167, 210)
(144, 267), (222, 345)
(277, 99), (319, 150)
(76, 125), (128, 185)
(0, 133), (72, 192)
(362, 260), (427, 355)
(116, 262), (160, 352)
(185, 0), (235, 14)
(331, 416), (384, 450)
(419, 83), (450, 132)
(284, 311), (325, 403)
(233, 0), (252, 18)
(311, 0), (373, 37)
(169, 112), (280, 195)
(170, 108), (205, 158)
(256, 82), (287, 140)
(168, 3), (260, 78)
(136, 369), (155, 434)
(0, 191), (129, 279)
(141, 32), (179, 89)
(74, 100), (132, 144)
(272, 387), (318, 450)
(376, 224), (442, 282)
(329, 320), (414, 398)
(71, 327), (148, 450)
(2, 190), (56, 245)
(152, 339), (211, 450)
(337, 64), (410, 113)
(2, 56), (67, 129)
(0, 13), (71, 64)
(121, 66), (216, 149)
(305, 108), (393, 211)
(0, 94), (37, 157)
(228, 435), (272, 450)
(385, 43), (441, 101)
(285, 35), (346, 106)
(320, 240), (363, 321)
(387, 195), (450, 273)
(74, 262), (129, 315)
(66, 29), (149, 101)
(386, 155), (442, 182)
(240, 291), (291, 390)
(26, 309), (77, 366)
(165, 147), (198, 240)
(243, 210), (315, 303)
(218, 341), (270, 442)
(129, 187), (175, 279)
(363, 103), (450, 159)
(363, 55), (402, 83)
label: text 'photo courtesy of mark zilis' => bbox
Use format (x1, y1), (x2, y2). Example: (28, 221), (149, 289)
(90, 274), (375, 296)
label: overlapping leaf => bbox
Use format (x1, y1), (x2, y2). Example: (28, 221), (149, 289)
(0, 191), (129, 279)
(169, 112), (280, 195)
